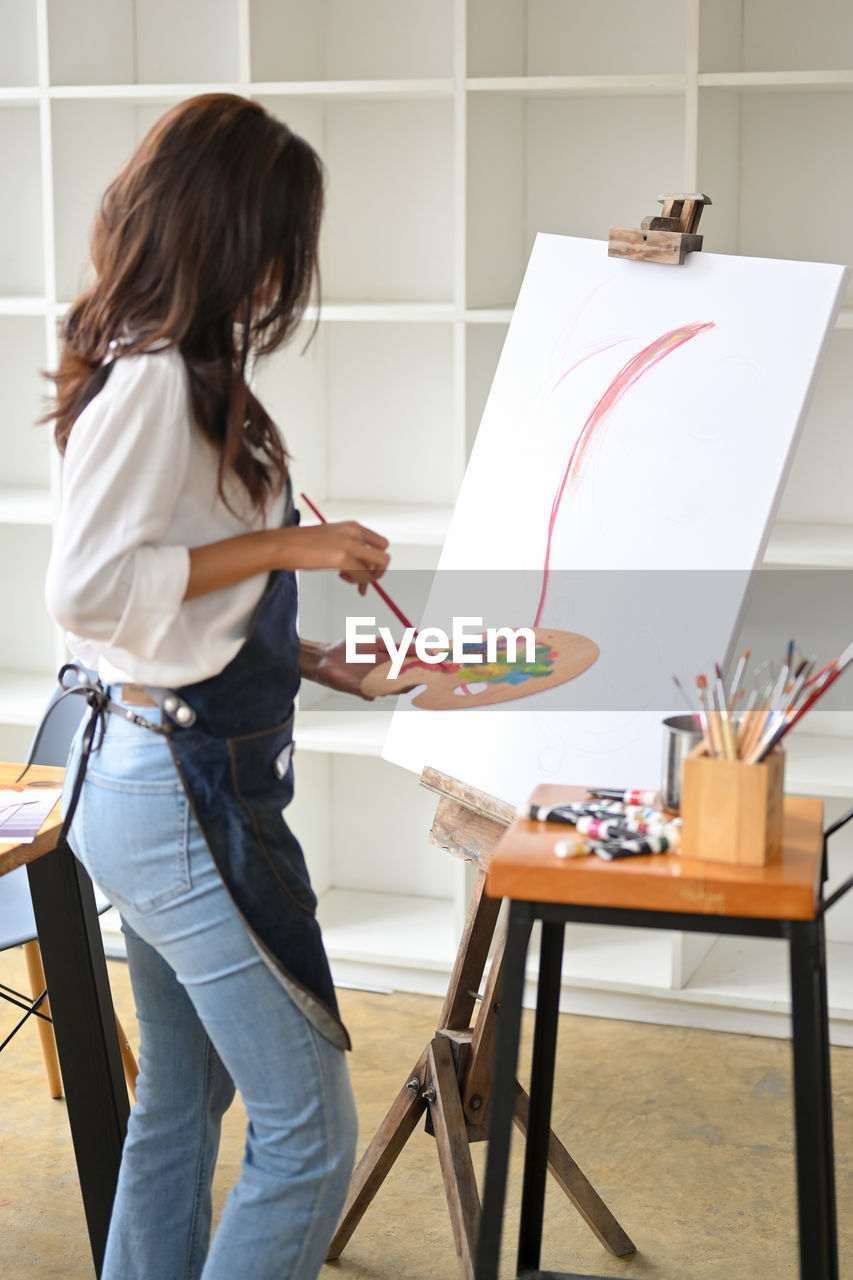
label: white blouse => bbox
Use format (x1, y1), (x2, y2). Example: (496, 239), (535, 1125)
(45, 347), (286, 688)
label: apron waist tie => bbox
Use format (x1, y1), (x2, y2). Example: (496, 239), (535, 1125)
(17, 663), (174, 851)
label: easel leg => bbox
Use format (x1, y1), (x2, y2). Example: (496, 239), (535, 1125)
(329, 864), (501, 1264)
(326, 1046), (430, 1260)
(440, 866), (502, 1032)
(426, 1036), (482, 1280)
(476, 902), (533, 1280)
(513, 1085), (635, 1257)
(330, 774), (634, 1276)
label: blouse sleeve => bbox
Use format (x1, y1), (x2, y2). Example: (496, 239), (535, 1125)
(45, 351), (193, 660)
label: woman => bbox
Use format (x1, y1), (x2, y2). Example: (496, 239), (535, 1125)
(43, 94), (390, 1279)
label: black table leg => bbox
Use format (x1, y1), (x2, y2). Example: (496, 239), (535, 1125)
(788, 918), (838, 1280)
(477, 901), (534, 1280)
(27, 844), (129, 1276)
(517, 920), (565, 1274)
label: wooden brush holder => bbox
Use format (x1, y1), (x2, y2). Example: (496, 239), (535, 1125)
(680, 750), (785, 866)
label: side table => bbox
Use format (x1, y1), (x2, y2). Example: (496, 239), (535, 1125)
(476, 784), (835, 1280)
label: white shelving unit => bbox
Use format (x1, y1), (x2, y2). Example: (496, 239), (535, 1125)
(4, 0), (853, 1037)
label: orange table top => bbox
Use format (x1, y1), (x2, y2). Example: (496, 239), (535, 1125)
(0, 762), (65, 878)
(487, 785), (825, 922)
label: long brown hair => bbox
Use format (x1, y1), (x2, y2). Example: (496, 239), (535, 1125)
(47, 94), (324, 508)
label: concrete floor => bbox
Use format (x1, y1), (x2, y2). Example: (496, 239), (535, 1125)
(1, 949), (852, 1279)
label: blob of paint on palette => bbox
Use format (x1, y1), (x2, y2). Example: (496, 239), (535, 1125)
(361, 628), (598, 710)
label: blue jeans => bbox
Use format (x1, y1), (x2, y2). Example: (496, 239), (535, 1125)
(63, 697), (357, 1280)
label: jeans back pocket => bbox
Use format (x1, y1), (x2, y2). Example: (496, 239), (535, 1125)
(75, 735), (193, 916)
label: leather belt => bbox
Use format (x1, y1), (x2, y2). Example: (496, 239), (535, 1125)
(120, 684), (157, 707)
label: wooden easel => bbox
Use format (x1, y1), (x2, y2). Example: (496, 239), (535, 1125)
(327, 768), (635, 1278)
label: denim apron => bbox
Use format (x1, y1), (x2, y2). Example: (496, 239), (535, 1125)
(28, 370), (349, 1050)
(161, 487), (349, 1051)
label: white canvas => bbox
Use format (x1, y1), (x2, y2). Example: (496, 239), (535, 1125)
(381, 234), (849, 804)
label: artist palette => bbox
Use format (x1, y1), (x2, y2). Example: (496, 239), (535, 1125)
(361, 628), (598, 710)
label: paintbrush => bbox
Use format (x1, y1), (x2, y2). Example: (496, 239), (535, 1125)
(300, 492), (414, 631)
(728, 647), (750, 712)
(699, 674), (723, 757)
(735, 687), (760, 754)
(715, 662), (737, 760)
(750, 641), (853, 763)
(300, 492), (454, 674)
(673, 675), (703, 729)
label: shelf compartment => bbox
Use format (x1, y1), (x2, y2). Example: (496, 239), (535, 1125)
(740, 93), (853, 294)
(466, 92), (686, 310)
(254, 320), (457, 508)
(685, 936), (853, 1038)
(318, 888), (457, 973)
(249, 0), (454, 83)
(784, 734), (853, 800)
(697, 89), (853, 306)
(0, 317), (51, 490)
(51, 99), (172, 304)
(467, 0), (688, 78)
(699, 0), (853, 75)
(52, 93), (456, 309)
(0, 527), (56, 679)
(0, 0), (38, 88)
(47, 0), (242, 86)
(258, 93), (454, 306)
(0, 108), (44, 297)
(288, 751), (457, 903)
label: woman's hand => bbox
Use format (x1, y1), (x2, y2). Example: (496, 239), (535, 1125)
(278, 522), (390, 595)
(299, 635), (417, 700)
(185, 522), (389, 601)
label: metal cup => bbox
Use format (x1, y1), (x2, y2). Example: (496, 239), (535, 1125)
(661, 714), (703, 812)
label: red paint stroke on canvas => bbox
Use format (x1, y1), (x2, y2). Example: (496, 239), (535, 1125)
(533, 320), (715, 627)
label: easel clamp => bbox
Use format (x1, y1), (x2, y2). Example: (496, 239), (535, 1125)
(609, 192), (712, 265)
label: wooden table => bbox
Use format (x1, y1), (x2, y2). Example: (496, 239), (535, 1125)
(476, 785), (835, 1280)
(0, 762), (129, 1275)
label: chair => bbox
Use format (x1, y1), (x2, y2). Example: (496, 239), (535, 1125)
(0, 681), (138, 1101)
